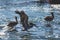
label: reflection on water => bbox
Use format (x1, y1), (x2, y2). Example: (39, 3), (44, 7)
(21, 35), (31, 40)
(45, 24), (53, 38)
(0, 0), (60, 40)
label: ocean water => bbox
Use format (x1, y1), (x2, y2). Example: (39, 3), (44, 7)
(0, 0), (60, 40)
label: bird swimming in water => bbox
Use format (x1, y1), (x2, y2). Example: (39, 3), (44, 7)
(6, 16), (18, 31)
(15, 10), (37, 31)
(44, 12), (54, 23)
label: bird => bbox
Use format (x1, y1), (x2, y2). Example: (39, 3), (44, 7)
(15, 10), (28, 24)
(44, 12), (54, 23)
(44, 12), (54, 22)
(7, 16), (18, 31)
(15, 10), (38, 31)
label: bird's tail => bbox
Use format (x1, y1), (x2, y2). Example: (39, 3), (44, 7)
(1, 26), (9, 32)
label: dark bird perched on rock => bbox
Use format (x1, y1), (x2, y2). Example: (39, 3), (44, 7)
(44, 12), (54, 25)
(15, 10), (37, 31)
(7, 16), (18, 31)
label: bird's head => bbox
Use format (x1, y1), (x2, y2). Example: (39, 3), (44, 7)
(15, 10), (25, 16)
(51, 12), (54, 18)
(51, 12), (54, 15)
(15, 10), (20, 14)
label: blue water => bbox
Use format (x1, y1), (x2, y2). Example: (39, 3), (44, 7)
(0, 0), (60, 40)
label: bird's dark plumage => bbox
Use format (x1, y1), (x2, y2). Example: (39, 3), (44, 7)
(7, 16), (18, 31)
(44, 12), (54, 21)
(15, 10), (37, 31)
(7, 22), (17, 27)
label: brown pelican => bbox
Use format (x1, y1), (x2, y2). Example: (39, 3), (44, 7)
(7, 16), (18, 31)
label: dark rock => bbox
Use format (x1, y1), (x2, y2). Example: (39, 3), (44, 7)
(49, 0), (60, 4)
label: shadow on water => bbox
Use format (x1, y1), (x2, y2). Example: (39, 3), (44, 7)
(7, 31), (32, 40)
(44, 23), (59, 40)
(20, 33), (31, 40)
(7, 30), (41, 40)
